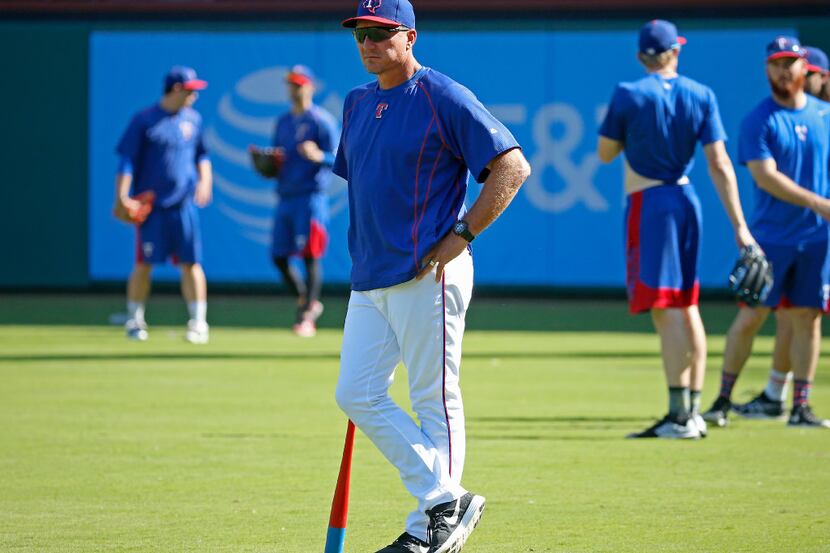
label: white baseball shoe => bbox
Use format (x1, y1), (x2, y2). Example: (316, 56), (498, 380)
(627, 414), (701, 439)
(125, 319), (148, 342)
(185, 320), (209, 344)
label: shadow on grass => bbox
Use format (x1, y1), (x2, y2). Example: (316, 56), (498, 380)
(470, 415), (647, 423)
(0, 350), (755, 363)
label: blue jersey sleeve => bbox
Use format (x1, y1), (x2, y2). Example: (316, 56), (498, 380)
(599, 85), (628, 142)
(698, 87), (727, 146)
(738, 110), (772, 165)
(115, 113), (145, 173)
(440, 84), (520, 183)
(332, 93), (352, 180)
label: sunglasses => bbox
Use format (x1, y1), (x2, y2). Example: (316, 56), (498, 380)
(353, 26), (409, 44)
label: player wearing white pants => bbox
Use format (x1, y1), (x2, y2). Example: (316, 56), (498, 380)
(337, 250), (473, 539)
(335, 1), (530, 551)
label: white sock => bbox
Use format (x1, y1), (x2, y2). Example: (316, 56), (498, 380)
(188, 301), (207, 323)
(127, 301), (145, 324)
(764, 369), (791, 402)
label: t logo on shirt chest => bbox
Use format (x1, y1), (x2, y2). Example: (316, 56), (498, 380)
(795, 124), (808, 142)
(375, 103), (389, 119)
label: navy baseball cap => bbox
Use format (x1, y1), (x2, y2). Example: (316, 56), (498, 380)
(805, 46), (829, 74)
(164, 66), (207, 91)
(286, 65), (315, 86)
(766, 36), (804, 61)
(639, 20), (686, 55)
(342, 0), (415, 29)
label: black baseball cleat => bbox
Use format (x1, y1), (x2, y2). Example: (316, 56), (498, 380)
(702, 396), (732, 428)
(376, 532), (430, 553)
(787, 404), (830, 428)
(626, 414), (701, 439)
(426, 492), (486, 553)
(733, 391), (786, 420)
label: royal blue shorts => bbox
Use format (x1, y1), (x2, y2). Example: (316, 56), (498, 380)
(136, 200), (202, 265)
(625, 184), (702, 314)
(271, 192), (329, 259)
(760, 238), (830, 311)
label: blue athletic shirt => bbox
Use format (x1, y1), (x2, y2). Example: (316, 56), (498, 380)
(272, 104), (339, 197)
(116, 104), (208, 209)
(599, 74), (726, 182)
(333, 67), (520, 291)
(739, 95), (830, 245)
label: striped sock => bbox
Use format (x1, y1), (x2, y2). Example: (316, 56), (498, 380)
(718, 371), (738, 401)
(793, 379), (812, 407)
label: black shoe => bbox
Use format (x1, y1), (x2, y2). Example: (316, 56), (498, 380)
(626, 414), (701, 439)
(702, 396), (731, 428)
(376, 532), (430, 553)
(426, 492), (486, 553)
(788, 404), (830, 428)
(733, 391), (785, 420)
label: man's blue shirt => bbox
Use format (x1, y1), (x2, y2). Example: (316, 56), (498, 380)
(333, 67), (520, 291)
(116, 104), (208, 209)
(739, 95), (830, 245)
(600, 73), (726, 182)
(272, 104), (338, 197)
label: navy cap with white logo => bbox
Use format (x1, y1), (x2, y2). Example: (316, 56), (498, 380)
(342, 0), (415, 29)
(766, 36), (805, 61)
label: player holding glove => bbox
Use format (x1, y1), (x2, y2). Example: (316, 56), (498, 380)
(114, 66), (212, 344)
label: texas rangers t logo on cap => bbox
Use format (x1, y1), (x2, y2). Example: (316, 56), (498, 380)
(363, 0), (382, 13)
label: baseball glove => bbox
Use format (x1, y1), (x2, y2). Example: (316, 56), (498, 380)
(113, 190), (155, 225)
(249, 145), (285, 178)
(728, 245), (773, 306)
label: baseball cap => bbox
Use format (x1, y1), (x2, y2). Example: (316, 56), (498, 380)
(639, 20), (686, 55)
(766, 36), (804, 61)
(342, 0), (415, 29)
(164, 66), (207, 91)
(805, 46), (829, 74)
(286, 65), (315, 86)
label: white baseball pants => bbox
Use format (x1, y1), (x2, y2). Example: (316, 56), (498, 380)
(336, 249), (474, 542)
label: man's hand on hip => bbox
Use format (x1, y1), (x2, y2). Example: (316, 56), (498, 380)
(417, 233), (469, 283)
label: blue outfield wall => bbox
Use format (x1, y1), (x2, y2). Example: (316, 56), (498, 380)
(89, 28), (792, 287)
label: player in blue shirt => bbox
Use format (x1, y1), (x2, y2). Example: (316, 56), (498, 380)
(708, 45), (830, 424)
(114, 66), (213, 344)
(268, 65), (338, 338)
(703, 37), (830, 428)
(598, 20), (756, 439)
(333, 1), (530, 551)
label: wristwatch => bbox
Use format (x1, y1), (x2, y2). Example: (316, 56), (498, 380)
(452, 219), (476, 242)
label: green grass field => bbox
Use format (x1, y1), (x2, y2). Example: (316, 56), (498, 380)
(1, 295), (828, 552)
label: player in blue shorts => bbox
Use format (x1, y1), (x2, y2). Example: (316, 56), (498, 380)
(705, 45), (830, 424)
(703, 37), (830, 428)
(333, 1), (530, 551)
(598, 20), (757, 439)
(268, 65), (338, 338)
(114, 66), (213, 344)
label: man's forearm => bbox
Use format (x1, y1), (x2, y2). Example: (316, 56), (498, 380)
(464, 148), (531, 236)
(198, 159), (213, 190)
(115, 173), (132, 201)
(709, 164), (749, 232)
(755, 169), (821, 210)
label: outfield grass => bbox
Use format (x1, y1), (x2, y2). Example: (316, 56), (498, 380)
(0, 295), (828, 552)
